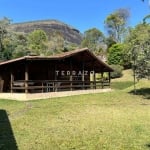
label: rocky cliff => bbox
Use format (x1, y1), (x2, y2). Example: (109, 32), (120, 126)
(9, 20), (83, 44)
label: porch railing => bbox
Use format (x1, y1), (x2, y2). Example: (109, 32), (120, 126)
(11, 80), (110, 93)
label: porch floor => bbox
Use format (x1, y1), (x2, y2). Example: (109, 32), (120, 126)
(0, 88), (112, 101)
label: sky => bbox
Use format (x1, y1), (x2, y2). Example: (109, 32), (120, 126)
(0, 0), (150, 33)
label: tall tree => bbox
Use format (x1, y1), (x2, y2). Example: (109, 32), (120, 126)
(104, 8), (130, 43)
(27, 29), (48, 55)
(81, 28), (105, 55)
(46, 31), (65, 55)
(0, 17), (11, 60)
(12, 33), (29, 58)
(126, 23), (150, 80)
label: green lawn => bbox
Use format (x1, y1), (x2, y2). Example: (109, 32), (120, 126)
(0, 70), (150, 150)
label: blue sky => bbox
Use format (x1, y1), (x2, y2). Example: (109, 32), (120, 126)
(0, 0), (150, 33)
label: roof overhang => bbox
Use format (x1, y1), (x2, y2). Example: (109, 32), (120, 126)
(0, 48), (113, 72)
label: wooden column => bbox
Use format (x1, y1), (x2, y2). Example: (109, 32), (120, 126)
(54, 63), (57, 92)
(70, 59), (73, 91)
(10, 71), (14, 93)
(108, 72), (111, 87)
(92, 62), (95, 89)
(25, 63), (29, 93)
(54, 63), (57, 81)
(93, 72), (96, 89)
(101, 72), (104, 89)
(82, 61), (85, 89)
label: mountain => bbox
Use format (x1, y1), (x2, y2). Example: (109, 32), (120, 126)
(9, 19), (83, 45)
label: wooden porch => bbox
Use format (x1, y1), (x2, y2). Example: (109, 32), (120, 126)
(11, 79), (111, 93)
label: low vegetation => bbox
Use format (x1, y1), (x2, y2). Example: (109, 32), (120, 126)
(0, 70), (150, 150)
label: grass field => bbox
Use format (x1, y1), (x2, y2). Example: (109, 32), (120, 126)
(0, 70), (150, 150)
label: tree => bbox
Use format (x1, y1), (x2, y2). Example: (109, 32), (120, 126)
(12, 45), (29, 58)
(81, 28), (105, 55)
(2, 34), (16, 60)
(126, 23), (150, 80)
(105, 36), (116, 49)
(12, 33), (29, 58)
(104, 8), (130, 43)
(0, 17), (11, 60)
(143, 14), (150, 24)
(108, 43), (126, 66)
(3, 31), (29, 59)
(27, 29), (48, 55)
(46, 31), (65, 55)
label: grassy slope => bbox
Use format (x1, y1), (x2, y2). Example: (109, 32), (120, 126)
(0, 70), (150, 150)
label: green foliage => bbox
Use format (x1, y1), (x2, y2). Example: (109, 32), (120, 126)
(143, 14), (150, 24)
(12, 45), (29, 58)
(27, 29), (48, 55)
(63, 41), (79, 52)
(2, 37), (14, 60)
(81, 28), (106, 55)
(126, 23), (150, 80)
(108, 43), (131, 68)
(46, 31), (65, 55)
(0, 17), (11, 60)
(2, 32), (29, 59)
(110, 64), (123, 78)
(108, 43), (124, 65)
(105, 36), (116, 49)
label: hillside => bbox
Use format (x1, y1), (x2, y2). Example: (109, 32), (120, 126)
(9, 19), (83, 45)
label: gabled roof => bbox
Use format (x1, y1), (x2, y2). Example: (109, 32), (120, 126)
(0, 48), (113, 72)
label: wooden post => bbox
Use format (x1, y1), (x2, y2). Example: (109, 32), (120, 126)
(42, 82), (44, 93)
(92, 63), (96, 89)
(54, 63), (57, 81)
(10, 71), (14, 93)
(54, 63), (57, 92)
(101, 72), (104, 89)
(93, 72), (96, 89)
(108, 72), (111, 87)
(82, 61), (85, 89)
(25, 63), (29, 93)
(70, 59), (73, 91)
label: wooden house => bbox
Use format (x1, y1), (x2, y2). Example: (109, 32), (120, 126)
(0, 48), (113, 93)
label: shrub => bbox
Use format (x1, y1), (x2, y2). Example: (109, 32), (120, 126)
(110, 65), (123, 78)
(108, 43), (124, 66)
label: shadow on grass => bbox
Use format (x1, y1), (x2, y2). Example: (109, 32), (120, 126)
(0, 109), (18, 150)
(129, 88), (150, 100)
(111, 81), (134, 90)
(145, 144), (150, 148)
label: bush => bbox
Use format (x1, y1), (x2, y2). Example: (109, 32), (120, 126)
(108, 43), (124, 66)
(110, 65), (123, 78)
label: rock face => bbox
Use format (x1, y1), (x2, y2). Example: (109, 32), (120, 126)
(9, 20), (83, 44)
